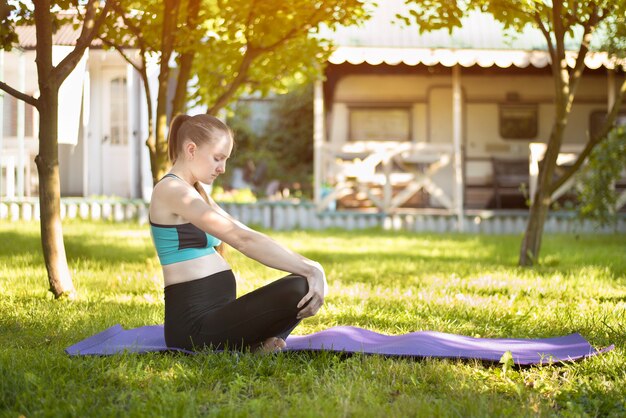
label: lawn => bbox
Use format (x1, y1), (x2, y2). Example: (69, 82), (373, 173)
(1, 220), (625, 417)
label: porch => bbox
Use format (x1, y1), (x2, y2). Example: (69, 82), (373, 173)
(314, 138), (626, 216)
(310, 57), (624, 230)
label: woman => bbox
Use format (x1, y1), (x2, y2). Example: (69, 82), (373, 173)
(149, 114), (326, 353)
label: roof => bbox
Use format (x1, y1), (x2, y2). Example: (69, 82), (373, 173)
(15, 24), (103, 49)
(11, 2), (620, 70)
(324, 0), (619, 69)
(328, 46), (615, 70)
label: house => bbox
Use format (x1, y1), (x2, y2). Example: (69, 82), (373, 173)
(0, 23), (153, 201)
(1, 2), (624, 217)
(312, 1), (625, 216)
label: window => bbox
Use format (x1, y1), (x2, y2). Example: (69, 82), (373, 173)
(109, 77), (128, 145)
(499, 104), (538, 140)
(349, 107), (411, 141)
(589, 110), (626, 139)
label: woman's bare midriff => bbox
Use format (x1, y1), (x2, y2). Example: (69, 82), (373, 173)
(162, 252), (232, 287)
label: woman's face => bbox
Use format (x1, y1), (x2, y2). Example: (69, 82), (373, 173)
(193, 135), (233, 184)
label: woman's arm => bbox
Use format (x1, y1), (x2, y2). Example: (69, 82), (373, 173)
(164, 182), (326, 318)
(207, 195), (326, 285)
(207, 193), (329, 314)
(206, 194), (252, 231)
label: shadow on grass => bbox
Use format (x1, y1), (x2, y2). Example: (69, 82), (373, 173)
(0, 230), (44, 263)
(3, 224), (625, 277)
(304, 231), (626, 281)
(0, 230), (155, 266)
(64, 237), (155, 265)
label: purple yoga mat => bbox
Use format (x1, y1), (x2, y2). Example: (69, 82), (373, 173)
(65, 324), (613, 365)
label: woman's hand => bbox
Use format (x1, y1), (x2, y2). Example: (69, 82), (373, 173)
(296, 262), (327, 319)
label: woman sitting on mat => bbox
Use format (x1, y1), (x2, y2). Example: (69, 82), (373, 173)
(149, 114), (327, 353)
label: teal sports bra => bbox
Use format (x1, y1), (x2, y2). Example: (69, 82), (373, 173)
(150, 174), (222, 265)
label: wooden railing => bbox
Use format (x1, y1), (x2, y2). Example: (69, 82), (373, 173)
(319, 142), (455, 212)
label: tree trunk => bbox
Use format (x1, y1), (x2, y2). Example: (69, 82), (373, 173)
(519, 182), (551, 266)
(518, 4), (575, 267)
(171, 0), (200, 118)
(150, 0), (180, 184)
(171, 52), (195, 117)
(138, 69), (159, 186)
(35, 88), (75, 298)
(154, 51), (172, 183)
(133, 55), (160, 186)
(30, 0), (75, 298)
(519, 111), (567, 266)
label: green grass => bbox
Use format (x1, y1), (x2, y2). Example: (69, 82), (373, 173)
(1, 220), (625, 417)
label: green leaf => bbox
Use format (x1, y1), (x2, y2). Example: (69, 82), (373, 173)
(499, 350), (515, 376)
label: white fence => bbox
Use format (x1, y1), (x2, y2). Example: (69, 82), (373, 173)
(1, 198), (625, 234)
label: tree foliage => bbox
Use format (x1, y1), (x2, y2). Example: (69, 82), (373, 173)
(575, 11), (626, 228)
(402, 0), (626, 265)
(264, 83), (314, 191)
(226, 83), (314, 197)
(577, 126), (626, 228)
(192, 0), (367, 114)
(602, 11), (626, 59)
(0, 1), (21, 47)
(99, 0), (194, 184)
(100, 0), (369, 184)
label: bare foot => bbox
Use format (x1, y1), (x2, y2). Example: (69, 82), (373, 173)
(254, 337), (286, 354)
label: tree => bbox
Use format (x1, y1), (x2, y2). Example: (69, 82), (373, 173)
(576, 10), (626, 228)
(577, 125), (626, 227)
(100, 0), (368, 185)
(227, 83), (315, 196)
(0, 1), (110, 298)
(193, 0), (366, 115)
(99, 0), (196, 184)
(263, 83), (315, 193)
(401, 0), (626, 266)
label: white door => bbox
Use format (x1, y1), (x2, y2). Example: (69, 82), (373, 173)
(101, 70), (130, 197)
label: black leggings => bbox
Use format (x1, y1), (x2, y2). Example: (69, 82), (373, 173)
(164, 270), (308, 351)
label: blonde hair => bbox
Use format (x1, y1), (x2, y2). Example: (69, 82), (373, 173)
(167, 114), (233, 256)
(167, 114), (233, 163)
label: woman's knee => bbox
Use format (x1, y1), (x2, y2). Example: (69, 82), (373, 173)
(278, 274), (309, 305)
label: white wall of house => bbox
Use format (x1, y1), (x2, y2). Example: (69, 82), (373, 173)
(331, 72), (612, 144)
(1, 49), (39, 198)
(1, 46), (154, 200)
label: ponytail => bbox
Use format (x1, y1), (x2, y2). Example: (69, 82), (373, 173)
(193, 181), (226, 257)
(167, 114), (191, 163)
(193, 181), (210, 203)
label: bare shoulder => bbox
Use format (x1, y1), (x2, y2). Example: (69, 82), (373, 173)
(153, 177), (196, 200)
(150, 178), (205, 224)
(152, 179), (247, 245)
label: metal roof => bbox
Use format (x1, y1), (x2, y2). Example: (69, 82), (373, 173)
(328, 46), (615, 69)
(325, 1), (585, 50)
(323, 0), (618, 69)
